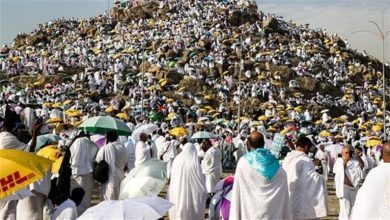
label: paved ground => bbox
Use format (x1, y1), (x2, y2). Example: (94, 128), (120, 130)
(91, 173), (339, 219)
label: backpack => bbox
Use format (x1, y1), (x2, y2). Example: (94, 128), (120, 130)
(93, 151), (109, 184)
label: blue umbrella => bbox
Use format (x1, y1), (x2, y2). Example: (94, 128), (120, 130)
(32, 134), (62, 152)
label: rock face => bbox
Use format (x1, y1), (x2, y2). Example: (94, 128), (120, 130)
(111, 1), (163, 21)
(80, 26), (98, 38)
(263, 17), (279, 29)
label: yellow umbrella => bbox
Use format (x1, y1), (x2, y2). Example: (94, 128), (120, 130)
(160, 79), (168, 87)
(167, 112), (178, 120)
(71, 120), (84, 128)
(116, 112), (129, 120)
(36, 145), (62, 174)
(46, 117), (63, 124)
(65, 109), (82, 117)
(204, 95), (213, 100)
(280, 128), (290, 135)
(199, 108), (207, 113)
(63, 100), (72, 105)
(372, 124), (382, 132)
(258, 115), (267, 121)
(319, 130), (331, 138)
(208, 109), (216, 114)
(286, 106), (294, 111)
(105, 106), (115, 113)
(42, 102), (52, 108)
(54, 123), (74, 135)
(205, 106), (214, 111)
(52, 157), (64, 174)
(366, 138), (382, 147)
(211, 112), (219, 117)
(267, 127), (277, 132)
(169, 127), (188, 137)
(52, 103), (62, 109)
(0, 149), (53, 199)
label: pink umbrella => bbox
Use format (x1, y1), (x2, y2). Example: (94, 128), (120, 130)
(210, 176), (234, 220)
(90, 134), (106, 148)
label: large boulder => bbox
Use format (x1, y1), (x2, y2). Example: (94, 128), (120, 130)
(263, 17), (279, 29)
(26, 32), (49, 46)
(299, 76), (317, 92)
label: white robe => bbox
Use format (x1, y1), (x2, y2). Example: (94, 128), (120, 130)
(282, 150), (328, 219)
(162, 140), (177, 179)
(16, 170), (51, 220)
(134, 141), (151, 167)
(201, 146), (223, 193)
(168, 143), (207, 220)
(230, 158), (292, 220)
(315, 149), (329, 181)
(51, 199), (77, 220)
(23, 107), (35, 134)
(124, 138), (136, 171)
(351, 162), (390, 220)
(155, 136), (167, 159)
(0, 131), (27, 150)
(69, 137), (98, 215)
(96, 142), (128, 200)
(333, 158), (364, 220)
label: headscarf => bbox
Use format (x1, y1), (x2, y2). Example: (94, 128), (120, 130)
(244, 148), (280, 180)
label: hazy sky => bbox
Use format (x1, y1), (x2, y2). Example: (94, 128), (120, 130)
(1, 0), (389, 61)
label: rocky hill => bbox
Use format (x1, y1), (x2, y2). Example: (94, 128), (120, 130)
(2, 0), (389, 118)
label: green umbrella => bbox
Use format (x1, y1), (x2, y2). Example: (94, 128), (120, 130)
(212, 118), (225, 125)
(78, 116), (131, 136)
(168, 61), (176, 68)
(149, 111), (164, 122)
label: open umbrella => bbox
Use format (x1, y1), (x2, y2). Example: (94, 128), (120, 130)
(169, 127), (188, 137)
(366, 138), (381, 147)
(36, 145), (63, 173)
(90, 134), (106, 148)
(78, 196), (173, 220)
(78, 116), (132, 136)
(191, 131), (218, 140)
(132, 123), (159, 140)
(119, 159), (167, 199)
(319, 130), (331, 138)
(0, 149), (53, 199)
(325, 144), (343, 154)
(30, 134), (61, 152)
(210, 176), (234, 220)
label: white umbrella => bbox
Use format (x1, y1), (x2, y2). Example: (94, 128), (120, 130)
(132, 123), (159, 140)
(25, 61), (36, 68)
(78, 196), (173, 220)
(325, 144), (343, 154)
(191, 131), (218, 140)
(119, 159), (167, 199)
(321, 109), (330, 114)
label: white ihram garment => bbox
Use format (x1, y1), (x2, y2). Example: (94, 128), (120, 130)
(333, 158), (363, 220)
(351, 162), (390, 220)
(201, 146), (223, 193)
(168, 143), (207, 220)
(282, 150), (328, 219)
(230, 158), (292, 220)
